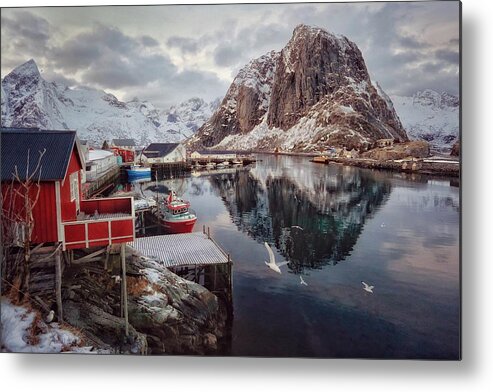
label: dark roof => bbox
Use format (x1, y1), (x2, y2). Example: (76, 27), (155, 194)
(143, 143), (180, 158)
(112, 138), (136, 146)
(194, 150), (236, 155)
(1, 128), (78, 181)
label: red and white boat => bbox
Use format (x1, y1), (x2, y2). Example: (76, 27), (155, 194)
(158, 191), (197, 234)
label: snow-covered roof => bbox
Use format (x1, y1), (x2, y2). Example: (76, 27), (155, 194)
(88, 149), (115, 161)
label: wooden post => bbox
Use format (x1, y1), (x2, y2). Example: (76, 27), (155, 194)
(120, 244), (129, 336)
(207, 226), (210, 239)
(55, 249), (63, 322)
(203, 224), (206, 234)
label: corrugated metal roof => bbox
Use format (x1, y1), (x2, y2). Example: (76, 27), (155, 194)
(1, 128), (77, 181)
(143, 143), (180, 158)
(112, 138), (136, 146)
(129, 232), (229, 267)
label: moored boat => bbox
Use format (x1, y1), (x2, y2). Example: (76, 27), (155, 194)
(127, 165), (151, 180)
(158, 191), (197, 234)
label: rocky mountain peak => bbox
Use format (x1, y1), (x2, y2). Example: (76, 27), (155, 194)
(191, 24), (407, 152)
(5, 59), (41, 81)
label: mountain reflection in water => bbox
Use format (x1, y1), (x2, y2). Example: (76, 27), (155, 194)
(208, 163), (392, 272)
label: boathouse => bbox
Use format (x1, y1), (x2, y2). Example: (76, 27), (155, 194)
(85, 149), (118, 181)
(111, 138), (136, 163)
(140, 143), (186, 164)
(1, 128), (135, 250)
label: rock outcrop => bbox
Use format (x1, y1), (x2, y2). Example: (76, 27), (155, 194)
(450, 140), (460, 156)
(189, 25), (407, 152)
(361, 140), (430, 161)
(126, 256), (226, 355)
(62, 248), (227, 355)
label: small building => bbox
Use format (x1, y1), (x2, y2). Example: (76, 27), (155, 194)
(376, 138), (394, 148)
(140, 143), (186, 164)
(111, 138), (136, 151)
(111, 139), (136, 163)
(1, 128), (134, 250)
(190, 150), (237, 160)
(85, 149), (118, 182)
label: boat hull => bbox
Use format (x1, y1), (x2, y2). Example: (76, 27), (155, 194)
(127, 168), (151, 180)
(160, 217), (197, 234)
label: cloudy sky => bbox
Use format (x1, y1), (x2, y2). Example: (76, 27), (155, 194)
(1, 1), (460, 108)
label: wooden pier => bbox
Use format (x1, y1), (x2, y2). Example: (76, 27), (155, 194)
(129, 229), (233, 314)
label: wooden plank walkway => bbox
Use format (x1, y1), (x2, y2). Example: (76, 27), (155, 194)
(128, 232), (229, 268)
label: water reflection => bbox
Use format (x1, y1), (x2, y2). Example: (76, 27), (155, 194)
(207, 161), (392, 272)
(113, 154), (460, 359)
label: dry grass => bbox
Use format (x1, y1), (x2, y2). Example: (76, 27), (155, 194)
(126, 276), (151, 296)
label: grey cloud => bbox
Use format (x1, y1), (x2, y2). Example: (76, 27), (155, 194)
(213, 44), (244, 67)
(43, 70), (79, 87)
(1, 11), (52, 56)
(167, 36), (200, 54)
(141, 35), (159, 47)
(435, 49), (459, 64)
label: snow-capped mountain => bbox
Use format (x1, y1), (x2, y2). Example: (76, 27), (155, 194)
(391, 90), (459, 152)
(1, 59), (218, 146)
(189, 24), (407, 152)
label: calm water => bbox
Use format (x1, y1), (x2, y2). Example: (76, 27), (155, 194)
(121, 154), (460, 359)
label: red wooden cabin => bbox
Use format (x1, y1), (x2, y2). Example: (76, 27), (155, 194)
(1, 128), (135, 250)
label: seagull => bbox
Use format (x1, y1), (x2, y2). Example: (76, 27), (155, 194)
(45, 310), (55, 323)
(361, 281), (374, 293)
(291, 225), (304, 231)
(300, 276), (308, 286)
(111, 275), (122, 284)
(264, 242), (288, 274)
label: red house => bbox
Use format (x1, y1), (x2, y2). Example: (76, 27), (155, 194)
(1, 128), (135, 250)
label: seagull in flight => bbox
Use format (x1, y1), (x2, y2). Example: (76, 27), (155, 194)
(300, 276), (308, 286)
(264, 242), (288, 274)
(291, 225), (304, 231)
(361, 281), (374, 293)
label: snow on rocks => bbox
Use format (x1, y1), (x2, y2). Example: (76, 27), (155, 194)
(0, 297), (99, 353)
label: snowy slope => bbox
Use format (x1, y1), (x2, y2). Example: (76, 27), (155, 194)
(391, 90), (459, 152)
(1, 59), (218, 146)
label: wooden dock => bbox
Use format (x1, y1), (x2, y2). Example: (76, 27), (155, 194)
(128, 230), (233, 315)
(129, 232), (229, 268)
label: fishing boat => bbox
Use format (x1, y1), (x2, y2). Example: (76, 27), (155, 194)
(127, 164), (151, 180)
(158, 191), (197, 234)
(232, 159), (242, 165)
(205, 162), (215, 169)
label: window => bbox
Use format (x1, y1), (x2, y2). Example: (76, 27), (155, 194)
(70, 172), (79, 202)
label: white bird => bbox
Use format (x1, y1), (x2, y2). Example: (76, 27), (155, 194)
(380, 223), (386, 228)
(45, 310), (55, 323)
(112, 275), (122, 284)
(291, 225), (304, 231)
(264, 242), (288, 274)
(300, 276), (308, 286)
(361, 281), (374, 293)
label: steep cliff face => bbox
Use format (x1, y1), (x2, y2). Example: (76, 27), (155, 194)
(190, 25), (407, 152)
(192, 51), (279, 147)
